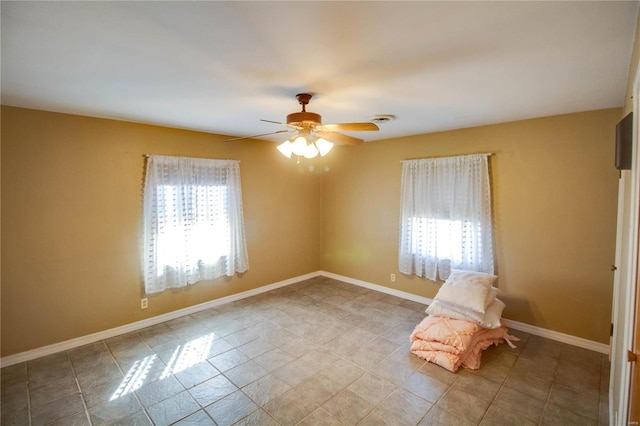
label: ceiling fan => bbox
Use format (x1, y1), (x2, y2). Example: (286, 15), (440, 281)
(226, 93), (379, 159)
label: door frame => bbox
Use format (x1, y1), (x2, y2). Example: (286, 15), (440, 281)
(610, 67), (640, 425)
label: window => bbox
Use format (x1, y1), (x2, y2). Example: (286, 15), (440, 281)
(398, 153), (493, 281)
(143, 155), (248, 294)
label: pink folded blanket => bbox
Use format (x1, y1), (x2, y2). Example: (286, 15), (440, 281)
(409, 315), (517, 372)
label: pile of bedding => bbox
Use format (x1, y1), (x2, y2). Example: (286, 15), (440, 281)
(410, 270), (517, 372)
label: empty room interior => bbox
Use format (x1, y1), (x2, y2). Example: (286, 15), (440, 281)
(2, 1), (640, 425)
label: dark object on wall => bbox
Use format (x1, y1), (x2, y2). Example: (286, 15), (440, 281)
(616, 112), (633, 170)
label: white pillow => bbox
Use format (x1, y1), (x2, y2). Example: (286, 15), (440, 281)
(427, 286), (500, 316)
(479, 298), (505, 329)
(484, 286), (501, 309)
(433, 270), (497, 315)
(426, 300), (483, 323)
(425, 297), (505, 329)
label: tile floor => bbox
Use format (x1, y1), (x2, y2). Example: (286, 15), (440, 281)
(1, 276), (609, 425)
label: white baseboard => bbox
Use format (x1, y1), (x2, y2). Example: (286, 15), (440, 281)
(0, 271), (322, 368)
(320, 271), (435, 305)
(500, 318), (610, 354)
(1, 270), (609, 367)
(321, 271), (610, 355)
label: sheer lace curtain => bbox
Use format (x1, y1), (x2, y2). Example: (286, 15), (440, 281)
(143, 155), (249, 294)
(398, 153), (494, 281)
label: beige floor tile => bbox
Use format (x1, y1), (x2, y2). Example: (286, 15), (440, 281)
(492, 386), (545, 423)
(348, 372), (397, 404)
(204, 390), (258, 426)
(541, 403), (598, 426)
(263, 387), (321, 425)
(547, 384), (600, 420)
(146, 390), (200, 425)
(450, 373), (501, 403)
(434, 388), (491, 424)
(360, 407), (412, 425)
(378, 388), (433, 425)
(322, 389), (374, 425)
(241, 373), (291, 406)
(502, 368), (552, 401)
(479, 405), (537, 426)
(401, 371), (449, 403)
(0, 278), (610, 426)
(419, 406), (475, 426)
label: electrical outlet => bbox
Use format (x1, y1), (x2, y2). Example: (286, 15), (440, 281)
(390, 273), (396, 282)
(141, 298), (148, 309)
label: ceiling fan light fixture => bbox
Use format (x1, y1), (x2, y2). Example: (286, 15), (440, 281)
(277, 140), (294, 158)
(266, 93), (379, 161)
(315, 138), (333, 156)
(291, 136), (308, 156)
(303, 142), (319, 159)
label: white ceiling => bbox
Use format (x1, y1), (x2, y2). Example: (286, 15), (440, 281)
(2, 1), (638, 143)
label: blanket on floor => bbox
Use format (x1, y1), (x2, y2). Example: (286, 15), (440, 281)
(409, 315), (517, 372)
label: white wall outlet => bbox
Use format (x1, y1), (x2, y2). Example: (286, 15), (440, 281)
(390, 273), (396, 282)
(140, 298), (148, 309)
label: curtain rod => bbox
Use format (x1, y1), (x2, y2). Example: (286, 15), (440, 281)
(143, 154), (240, 162)
(401, 153), (493, 162)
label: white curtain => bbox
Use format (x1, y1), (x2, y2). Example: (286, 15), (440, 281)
(143, 155), (248, 294)
(398, 153), (493, 281)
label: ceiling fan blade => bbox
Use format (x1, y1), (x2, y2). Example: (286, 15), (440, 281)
(316, 131), (364, 146)
(260, 119), (286, 125)
(260, 119), (303, 130)
(317, 122), (379, 132)
(225, 129), (292, 142)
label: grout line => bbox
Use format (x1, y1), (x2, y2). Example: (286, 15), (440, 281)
(67, 356), (93, 426)
(102, 337), (152, 424)
(538, 349), (559, 426)
(477, 362), (511, 425)
(26, 361), (32, 426)
(2, 270), (609, 369)
(7, 277), (606, 426)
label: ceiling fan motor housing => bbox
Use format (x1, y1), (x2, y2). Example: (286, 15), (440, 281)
(229, 92), (375, 144)
(287, 93), (322, 127)
(287, 111), (322, 127)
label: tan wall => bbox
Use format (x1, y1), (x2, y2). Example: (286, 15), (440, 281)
(0, 106), (621, 356)
(321, 109), (621, 343)
(1, 106), (322, 356)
